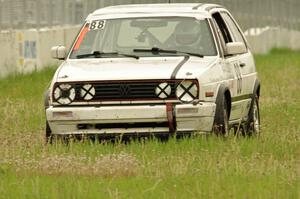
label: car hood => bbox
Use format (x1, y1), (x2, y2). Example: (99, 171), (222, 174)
(55, 56), (218, 82)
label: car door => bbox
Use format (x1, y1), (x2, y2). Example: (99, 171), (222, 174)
(220, 11), (257, 120)
(211, 11), (245, 121)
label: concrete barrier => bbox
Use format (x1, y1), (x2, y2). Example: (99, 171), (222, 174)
(0, 26), (80, 78)
(245, 27), (300, 54)
(0, 26), (300, 79)
(0, 31), (17, 78)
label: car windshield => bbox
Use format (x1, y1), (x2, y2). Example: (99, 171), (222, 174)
(69, 17), (217, 59)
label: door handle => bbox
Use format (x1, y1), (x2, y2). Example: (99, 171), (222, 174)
(239, 63), (246, 67)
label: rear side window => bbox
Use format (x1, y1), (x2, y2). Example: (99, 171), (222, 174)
(220, 12), (245, 44)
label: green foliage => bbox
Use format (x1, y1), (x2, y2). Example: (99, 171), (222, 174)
(0, 51), (299, 198)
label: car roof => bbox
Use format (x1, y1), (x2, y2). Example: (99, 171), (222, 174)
(87, 3), (223, 20)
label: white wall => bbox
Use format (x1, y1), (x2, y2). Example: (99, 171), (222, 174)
(0, 26), (300, 79)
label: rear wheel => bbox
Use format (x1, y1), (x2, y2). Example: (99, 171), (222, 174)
(244, 95), (260, 136)
(213, 95), (229, 136)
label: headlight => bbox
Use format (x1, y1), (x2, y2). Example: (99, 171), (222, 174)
(176, 80), (198, 103)
(80, 84), (95, 100)
(155, 82), (171, 99)
(54, 84), (76, 105)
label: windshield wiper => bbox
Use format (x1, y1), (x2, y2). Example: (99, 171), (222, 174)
(133, 47), (204, 58)
(118, 52), (139, 59)
(76, 51), (116, 59)
(76, 51), (139, 59)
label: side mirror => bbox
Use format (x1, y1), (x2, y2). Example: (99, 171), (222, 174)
(226, 42), (247, 55)
(51, 46), (67, 60)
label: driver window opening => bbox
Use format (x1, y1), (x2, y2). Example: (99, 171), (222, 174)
(212, 12), (233, 44)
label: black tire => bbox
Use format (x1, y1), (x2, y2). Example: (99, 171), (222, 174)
(213, 95), (230, 136)
(244, 95), (260, 136)
(44, 90), (53, 143)
(45, 121), (53, 144)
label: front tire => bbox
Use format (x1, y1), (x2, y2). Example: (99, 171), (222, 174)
(213, 95), (229, 136)
(45, 121), (53, 144)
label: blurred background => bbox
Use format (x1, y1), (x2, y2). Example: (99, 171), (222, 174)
(0, 0), (300, 78)
(0, 0), (300, 31)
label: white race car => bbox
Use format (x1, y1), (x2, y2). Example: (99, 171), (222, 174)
(45, 3), (260, 140)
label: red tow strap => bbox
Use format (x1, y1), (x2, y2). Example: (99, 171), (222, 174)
(166, 103), (176, 133)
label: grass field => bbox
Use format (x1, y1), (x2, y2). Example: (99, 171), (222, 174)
(0, 49), (299, 198)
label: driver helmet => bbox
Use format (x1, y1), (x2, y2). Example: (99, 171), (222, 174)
(174, 21), (201, 46)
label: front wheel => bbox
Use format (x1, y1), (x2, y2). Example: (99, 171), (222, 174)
(213, 95), (229, 136)
(45, 121), (53, 144)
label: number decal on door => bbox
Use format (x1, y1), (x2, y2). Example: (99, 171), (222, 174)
(234, 63), (242, 94)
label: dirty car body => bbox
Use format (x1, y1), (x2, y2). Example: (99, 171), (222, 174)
(45, 3), (260, 138)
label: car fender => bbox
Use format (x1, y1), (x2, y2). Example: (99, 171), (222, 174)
(44, 89), (50, 110)
(214, 83), (232, 121)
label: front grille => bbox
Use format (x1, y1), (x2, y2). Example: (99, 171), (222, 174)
(52, 79), (200, 105)
(74, 81), (178, 101)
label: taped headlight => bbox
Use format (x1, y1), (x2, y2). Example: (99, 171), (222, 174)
(176, 80), (198, 103)
(54, 84), (76, 105)
(80, 84), (95, 101)
(155, 82), (171, 99)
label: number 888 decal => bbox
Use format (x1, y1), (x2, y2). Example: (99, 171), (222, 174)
(89, 20), (106, 30)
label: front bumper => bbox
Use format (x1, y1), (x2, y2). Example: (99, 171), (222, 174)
(46, 102), (216, 135)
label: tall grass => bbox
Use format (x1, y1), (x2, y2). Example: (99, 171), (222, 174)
(0, 50), (299, 198)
